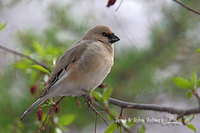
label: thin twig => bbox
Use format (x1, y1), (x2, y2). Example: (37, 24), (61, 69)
(87, 98), (109, 126)
(115, 0), (124, 11)
(95, 114), (97, 133)
(177, 116), (186, 125)
(49, 112), (54, 133)
(192, 90), (200, 108)
(0, 45), (49, 70)
(173, 0), (200, 15)
(38, 96), (65, 132)
(119, 107), (124, 119)
(38, 108), (52, 132)
(91, 99), (133, 133)
(109, 98), (200, 116)
(54, 96), (65, 105)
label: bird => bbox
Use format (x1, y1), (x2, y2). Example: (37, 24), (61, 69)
(19, 25), (120, 121)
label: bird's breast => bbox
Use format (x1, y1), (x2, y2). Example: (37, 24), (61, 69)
(79, 44), (113, 91)
(64, 42), (114, 96)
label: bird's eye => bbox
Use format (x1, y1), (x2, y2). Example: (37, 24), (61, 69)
(102, 32), (107, 37)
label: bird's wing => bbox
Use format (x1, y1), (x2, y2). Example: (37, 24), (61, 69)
(20, 40), (93, 121)
(41, 40), (92, 96)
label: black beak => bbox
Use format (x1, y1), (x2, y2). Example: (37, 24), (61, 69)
(108, 34), (120, 43)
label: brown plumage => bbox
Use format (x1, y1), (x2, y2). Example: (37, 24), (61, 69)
(20, 25), (120, 120)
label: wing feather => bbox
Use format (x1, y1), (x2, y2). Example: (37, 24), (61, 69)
(41, 40), (93, 96)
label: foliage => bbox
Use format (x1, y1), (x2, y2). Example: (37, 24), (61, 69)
(173, 68), (200, 132)
(105, 123), (119, 133)
(0, 23), (6, 31)
(137, 125), (146, 133)
(93, 87), (136, 132)
(173, 68), (200, 99)
(58, 114), (76, 126)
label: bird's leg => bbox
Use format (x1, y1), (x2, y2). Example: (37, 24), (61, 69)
(81, 93), (95, 106)
(80, 89), (92, 103)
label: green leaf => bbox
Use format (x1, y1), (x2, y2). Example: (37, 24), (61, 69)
(105, 123), (119, 133)
(191, 68), (198, 89)
(185, 115), (195, 123)
(32, 41), (45, 57)
(58, 114), (75, 126)
(121, 118), (136, 128)
(173, 77), (192, 89)
(197, 79), (200, 88)
(196, 49), (200, 53)
(31, 65), (50, 74)
(46, 46), (60, 55)
(108, 109), (118, 121)
(178, 117), (183, 123)
(186, 91), (192, 99)
(102, 87), (113, 102)
(137, 125), (146, 133)
(187, 124), (196, 133)
(191, 68), (198, 84)
(41, 113), (51, 126)
(0, 23), (6, 31)
(41, 113), (48, 123)
(14, 61), (28, 70)
(30, 71), (39, 85)
(93, 91), (102, 101)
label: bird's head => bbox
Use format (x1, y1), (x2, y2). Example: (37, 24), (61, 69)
(82, 25), (120, 45)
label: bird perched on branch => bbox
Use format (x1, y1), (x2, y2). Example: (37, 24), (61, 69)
(20, 25), (120, 120)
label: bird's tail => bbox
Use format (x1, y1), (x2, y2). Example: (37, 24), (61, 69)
(19, 96), (48, 121)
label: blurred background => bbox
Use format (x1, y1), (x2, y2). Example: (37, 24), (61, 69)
(0, 0), (200, 132)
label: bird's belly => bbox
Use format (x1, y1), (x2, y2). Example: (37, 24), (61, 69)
(85, 54), (113, 90)
(64, 58), (112, 96)
(87, 64), (111, 91)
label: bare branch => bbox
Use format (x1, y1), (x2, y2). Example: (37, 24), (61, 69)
(109, 98), (200, 116)
(0, 45), (49, 70)
(115, 0), (124, 11)
(87, 100), (109, 126)
(173, 0), (200, 15)
(91, 98), (134, 133)
(36, 94), (200, 133)
(192, 90), (200, 107)
(95, 114), (97, 133)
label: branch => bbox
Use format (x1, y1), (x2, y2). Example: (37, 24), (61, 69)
(115, 0), (124, 11)
(0, 45), (49, 70)
(173, 0), (200, 15)
(81, 94), (134, 133)
(38, 96), (65, 132)
(91, 98), (134, 133)
(192, 90), (200, 107)
(109, 98), (200, 116)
